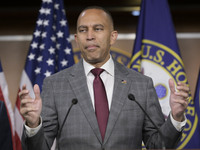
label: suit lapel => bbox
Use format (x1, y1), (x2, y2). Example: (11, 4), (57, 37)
(67, 60), (102, 143)
(103, 61), (131, 144)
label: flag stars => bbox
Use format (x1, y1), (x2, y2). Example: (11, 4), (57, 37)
(67, 37), (71, 42)
(62, 9), (66, 15)
(52, 25), (56, 31)
(57, 30), (64, 38)
(64, 47), (71, 55)
(34, 30), (41, 37)
(60, 19), (67, 26)
(36, 19), (49, 27)
(44, 70), (51, 77)
(54, 15), (57, 20)
(56, 44), (61, 50)
(42, 32), (47, 38)
(45, 8), (51, 15)
(54, 4), (59, 9)
(39, 8), (51, 15)
(61, 59), (68, 67)
(28, 53), (35, 61)
(39, 8), (45, 14)
(37, 56), (43, 62)
(42, 0), (52, 4)
(35, 67), (41, 74)
(48, 47), (55, 54)
(46, 58), (54, 66)
(43, 20), (49, 26)
(31, 42), (38, 49)
(51, 35), (56, 42)
(39, 44), (45, 50)
(37, 19), (43, 26)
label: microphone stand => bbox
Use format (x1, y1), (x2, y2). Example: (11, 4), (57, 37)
(128, 94), (166, 150)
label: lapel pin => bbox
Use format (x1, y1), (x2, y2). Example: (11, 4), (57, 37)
(121, 80), (127, 84)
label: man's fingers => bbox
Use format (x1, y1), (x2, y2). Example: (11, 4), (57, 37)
(19, 89), (29, 96)
(20, 98), (34, 105)
(176, 82), (190, 101)
(20, 105), (39, 115)
(169, 78), (176, 93)
(177, 82), (190, 92)
(18, 89), (30, 99)
(22, 84), (27, 90)
(173, 99), (189, 107)
(34, 84), (41, 100)
(175, 91), (189, 99)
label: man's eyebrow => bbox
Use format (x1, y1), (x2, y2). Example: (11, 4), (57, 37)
(94, 24), (104, 28)
(78, 25), (87, 30)
(78, 24), (104, 29)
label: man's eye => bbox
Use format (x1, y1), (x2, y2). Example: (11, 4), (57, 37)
(95, 28), (103, 31)
(79, 29), (86, 32)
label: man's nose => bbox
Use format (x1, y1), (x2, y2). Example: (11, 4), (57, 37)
(87, 29), (95, 41)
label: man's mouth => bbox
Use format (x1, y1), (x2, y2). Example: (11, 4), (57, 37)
(85, 45), (99, 50)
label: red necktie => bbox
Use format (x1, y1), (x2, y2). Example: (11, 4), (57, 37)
(91, 68), (109, 141)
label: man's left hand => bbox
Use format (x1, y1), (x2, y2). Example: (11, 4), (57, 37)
(169, 78), (190, 122)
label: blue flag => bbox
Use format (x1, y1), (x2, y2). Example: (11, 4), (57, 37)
(128, 0), (199, 148)
(185, 70), (200, 149)
(15, 0), (75, 149)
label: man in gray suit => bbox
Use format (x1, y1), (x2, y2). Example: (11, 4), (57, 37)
(19, 6), (189, 150)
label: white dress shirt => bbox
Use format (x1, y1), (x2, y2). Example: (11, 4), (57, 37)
(83, 56), (114, 109)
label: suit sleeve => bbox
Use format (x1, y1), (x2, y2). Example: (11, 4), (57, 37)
(143, 78), (182, 149)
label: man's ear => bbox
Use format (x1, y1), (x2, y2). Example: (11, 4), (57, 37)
(110, 31), (118, 45)
(74, 34), (77, 42)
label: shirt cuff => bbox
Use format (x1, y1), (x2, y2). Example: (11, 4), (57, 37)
(24, 116), (42, 137)
(170, 112), (187, 132)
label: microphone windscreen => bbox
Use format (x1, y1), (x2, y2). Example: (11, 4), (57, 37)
(128, 94), (135, 101)
(72, 99), (78, 104)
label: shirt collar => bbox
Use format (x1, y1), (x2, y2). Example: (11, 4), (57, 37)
(83, 55), (114, 77)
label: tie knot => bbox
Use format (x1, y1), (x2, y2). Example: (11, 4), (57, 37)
(91, 68), (104, 77)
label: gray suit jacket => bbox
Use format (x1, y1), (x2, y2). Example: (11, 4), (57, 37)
(22, 59), (182, 150)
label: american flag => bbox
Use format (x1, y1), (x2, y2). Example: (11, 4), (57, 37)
(23, 0), (74, 90)
(0, 60), (15, 150)
(15, 0), (74, 149)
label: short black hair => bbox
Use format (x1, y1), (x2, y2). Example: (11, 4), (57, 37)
(78, 6), (114, 29)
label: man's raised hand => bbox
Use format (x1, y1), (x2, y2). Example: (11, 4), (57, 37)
(169, 78), (189, 122)
(19, 84), (42, 128)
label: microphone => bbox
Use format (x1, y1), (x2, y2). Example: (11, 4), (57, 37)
(128, 94), (166, 150)
(57, 98), (78, 150)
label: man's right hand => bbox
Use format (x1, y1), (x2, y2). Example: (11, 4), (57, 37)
(19, 84), (42, 128)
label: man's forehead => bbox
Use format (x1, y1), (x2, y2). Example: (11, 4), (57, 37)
(78, 9), (108, 23)
(80, 9), (106, 17)
(77, 8), (113, 30)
